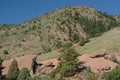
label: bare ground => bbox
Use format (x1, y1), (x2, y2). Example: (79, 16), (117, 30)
(77, 54), (117, 73)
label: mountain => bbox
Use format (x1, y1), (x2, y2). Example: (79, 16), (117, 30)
(0, 6), (120, 60)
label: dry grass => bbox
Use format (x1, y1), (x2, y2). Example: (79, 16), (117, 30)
(77, 27), (120, 54)
(37, 49), (61, 61)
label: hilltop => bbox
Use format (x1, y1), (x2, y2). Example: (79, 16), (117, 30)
(0, 6), (120, 60)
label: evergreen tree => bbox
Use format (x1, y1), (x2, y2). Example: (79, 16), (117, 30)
(51, 48), (80, 77)
(6, 59), (19, 80)
(61, 48), (79, 61)
(17, 67), (31, 80)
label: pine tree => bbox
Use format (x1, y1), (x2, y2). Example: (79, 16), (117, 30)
(17, 67), (31, 80)
(6, 59), (19, 80)
(55, 48), (80, 77)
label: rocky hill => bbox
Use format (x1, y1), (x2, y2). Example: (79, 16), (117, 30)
(0, 6), (120, 60)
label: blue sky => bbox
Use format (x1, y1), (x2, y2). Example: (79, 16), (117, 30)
(0, 0), (120, 24)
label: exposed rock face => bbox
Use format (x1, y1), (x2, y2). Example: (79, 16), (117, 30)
(36, 58), (59, 74)
(77, 53), (117, 73)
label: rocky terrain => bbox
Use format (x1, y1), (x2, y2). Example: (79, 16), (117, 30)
(2, 49), (120, 80)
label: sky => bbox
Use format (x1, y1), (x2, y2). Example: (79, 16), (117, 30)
(0, 0), (120, 24)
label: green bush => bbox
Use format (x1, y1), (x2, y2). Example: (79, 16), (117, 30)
(6, 59), (19, 80)
(17, 67), (31, 80)
(60, 42), (72, 52)
(104, 66), (120, 80)
(69, 33), (80, 43)
(62, 42), (72, 49)
(79, 38), (86, 46)
(79, 38), (89, 46)
(56, 41), (62, 49)
(3, 49), (9, 55)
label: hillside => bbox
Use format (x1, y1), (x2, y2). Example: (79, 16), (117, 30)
(77, 27), (120, 54)
(34, 27), (120, 61)
(0, 6), (120, 60)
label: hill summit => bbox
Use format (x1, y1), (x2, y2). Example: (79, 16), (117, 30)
(0, 6), (120, 60)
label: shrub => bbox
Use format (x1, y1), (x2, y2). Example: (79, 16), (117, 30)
(79, 38), (89, 46)
(17, 67), (31, 80)
(72, 33), (80, 43)
(62, 42), (72, 49)
(79, 38), (85, 46)
(6, 59), (19, 80)
(56, 41), (62, 49)
(69, 33), (80, 43)
(3, 49), (9, 55)
(60, 42), (72, 52)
